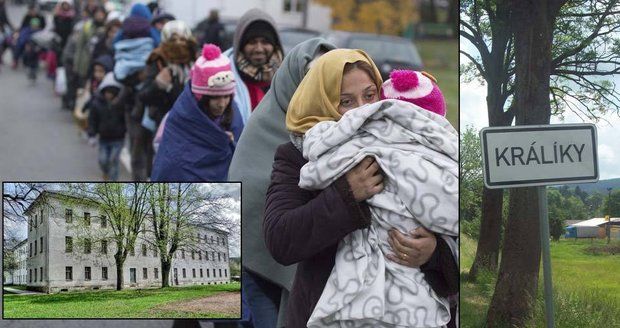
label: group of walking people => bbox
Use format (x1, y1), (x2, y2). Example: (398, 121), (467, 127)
(3, 1), (459, 327)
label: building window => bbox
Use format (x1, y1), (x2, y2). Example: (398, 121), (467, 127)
(200, 269), (203, 278)
(65, 237), (73, 252)
(29, 242), (32, 257)
(207, 269), (210, 278)
(199, 252), (202, 260)
(40, 209), (43, 224)
(212, 269), (216, 277)
(182, 268), (186, 278)
(143, 268), (148, 279)
(223, 238), (226, 246)
(84, 239), (91, 254)
(284, 0), (304, 13)
(85, 267), (91, 280)
(101, 240), (108, 254)
(130, 268), (136, 283)
(40, 237), (43, 253)
(224, 254), (227, 262)
(65, 209), (73, 223)
(102, 267), (108, 280)
(29, 217), (32, 231)
(34, 268), (37, 282)
(182, 250), (185, 259)
(224, 269), (227, 277)
(218, 253), (221, 261)
(154, 268), (159, 279)
(153, 247), (158, 257)
(206, 251), (209, 261)
(29, 269), (32, 282)
(33, 215), (37, 228)
(101, 215), (107, 228)
(142, 244), (147, 256)
(130, 246), (135, 256)
(84, 212), (91, 226)
(212, 251), (215, 261)
(211, 236), (214, 244)
(219, 269), (222, 277)
(192, 268), (196, 278)
(192, 250), (195, 260)
(40, 267), (43, 281)
(34, 240), (37, 256)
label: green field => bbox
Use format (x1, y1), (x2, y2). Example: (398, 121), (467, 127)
(3, 282), (240, 319)
(461, 236), (620, 327)
(416, 39), (459, 130)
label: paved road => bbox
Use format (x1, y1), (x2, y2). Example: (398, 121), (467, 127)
(0, 5), (131, 182)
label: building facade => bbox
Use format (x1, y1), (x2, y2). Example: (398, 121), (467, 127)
(4, 239), (28, 285)
(24, 192), (231, 293)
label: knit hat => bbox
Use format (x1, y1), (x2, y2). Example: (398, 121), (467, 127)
(121, 16), (151, 39)
(161, 20), (191, 42)
(191, 44), (236, 97)
(381, 70), (446, 117)
(240, 20), (278, 49)
(98, 72), (123, 93)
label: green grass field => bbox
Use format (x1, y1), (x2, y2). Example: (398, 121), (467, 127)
(461, 236), (620, 327)
(3, 282), (240, 319)
(416, 39), (459, 130)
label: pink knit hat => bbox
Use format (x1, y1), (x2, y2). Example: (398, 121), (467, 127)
(381, 70), (446, 117)
(191, 44), (236, 97)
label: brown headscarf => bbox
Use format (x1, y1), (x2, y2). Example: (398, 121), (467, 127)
(285, 49), (382, 134)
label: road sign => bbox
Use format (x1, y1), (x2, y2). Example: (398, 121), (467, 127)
(480, 124), (599, 189)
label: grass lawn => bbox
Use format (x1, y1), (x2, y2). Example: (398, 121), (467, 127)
(416, 39), (459, 130)
(3, 282), (240, 319)
(461, 235), (620, 327)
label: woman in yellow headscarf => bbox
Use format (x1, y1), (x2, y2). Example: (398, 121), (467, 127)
(262, 49), (446, 327)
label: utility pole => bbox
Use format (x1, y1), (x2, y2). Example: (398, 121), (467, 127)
(607, 188), (612, 244)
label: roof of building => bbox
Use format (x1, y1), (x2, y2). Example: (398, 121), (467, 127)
(569, 217), (620, 227)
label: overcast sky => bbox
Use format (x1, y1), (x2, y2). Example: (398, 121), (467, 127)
(460, 38), (620, 180)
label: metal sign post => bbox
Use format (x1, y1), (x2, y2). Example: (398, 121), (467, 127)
(538, 186), (554, 328)
(480, 124), (600, 328)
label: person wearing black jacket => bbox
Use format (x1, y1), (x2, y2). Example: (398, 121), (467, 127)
(87, 72), (127, 181)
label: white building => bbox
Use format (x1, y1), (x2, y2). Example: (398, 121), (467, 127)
(4, 239), (28, 285)
(156, 0), (332, 32)
(23, 191), (231, 293)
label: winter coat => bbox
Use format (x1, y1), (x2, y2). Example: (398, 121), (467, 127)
(53, 14), (74, 49)
(200, 20), (224, 48)
(264, 142), (372, 327)
(86, 75), (127, 142)
(73, 19), (104, 79)
(138, 50), (192, 126)
(113, 37), (154, 81)
(151, 83), (244, 182)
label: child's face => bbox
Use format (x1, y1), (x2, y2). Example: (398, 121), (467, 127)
(206, 96), (231, 117)
(103, 89), (119, 102)
(93, 65), (106, 82)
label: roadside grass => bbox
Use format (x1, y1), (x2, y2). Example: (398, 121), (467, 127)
(416, 39), (458, 130)
(461, 236), (619, 327)
(3, 282), (240, 319)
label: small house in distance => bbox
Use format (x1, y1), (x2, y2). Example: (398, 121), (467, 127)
(565, 217), (620, 239)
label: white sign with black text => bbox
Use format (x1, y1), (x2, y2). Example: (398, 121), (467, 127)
(480, 124), (599, 188)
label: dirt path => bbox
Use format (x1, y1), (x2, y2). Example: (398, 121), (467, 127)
(154, 291), (240, 316)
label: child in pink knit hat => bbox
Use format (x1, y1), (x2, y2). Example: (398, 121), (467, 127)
(381, 69), (446, 117)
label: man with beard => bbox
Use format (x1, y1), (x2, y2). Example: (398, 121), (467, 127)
(223, 9), (283, 124)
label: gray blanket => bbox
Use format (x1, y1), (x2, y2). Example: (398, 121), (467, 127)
(298, 100), (459, 327)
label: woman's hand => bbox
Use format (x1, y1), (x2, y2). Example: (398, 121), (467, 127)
(386, 226), (437, 267)
(345, 156), (383, 202)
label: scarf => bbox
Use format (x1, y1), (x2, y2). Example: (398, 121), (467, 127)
(285, 49), (382, 134)
(235, 49), (283, 83)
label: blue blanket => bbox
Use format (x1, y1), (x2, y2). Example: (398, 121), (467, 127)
(113, 37), (154, 80)
(151, 83), (244, 181)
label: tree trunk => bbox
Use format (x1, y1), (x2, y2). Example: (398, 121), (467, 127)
(486, 1), (564, 325)
(469, 187), (503, 280)
(161, 258), (171, 288)
(115, 253), (125, 290)
(468, 2), (513, 281)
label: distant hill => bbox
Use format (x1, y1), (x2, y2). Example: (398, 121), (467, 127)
(559, 178), (620, 194)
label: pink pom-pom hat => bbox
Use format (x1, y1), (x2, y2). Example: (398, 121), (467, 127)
(381, 70), (446, 117)
(190, 44), (236, 97)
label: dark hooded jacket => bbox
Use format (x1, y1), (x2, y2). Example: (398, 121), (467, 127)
(87, 74), (128, 142)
